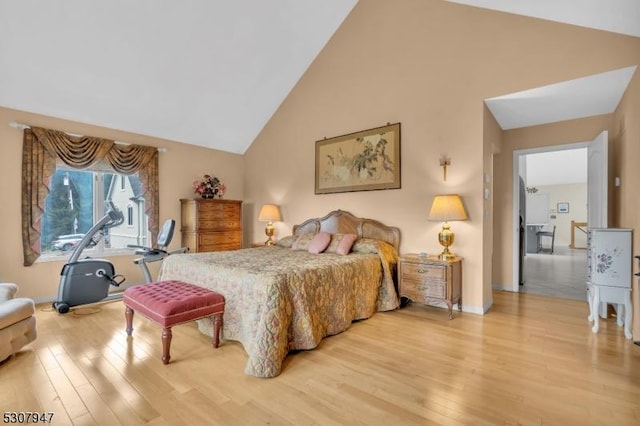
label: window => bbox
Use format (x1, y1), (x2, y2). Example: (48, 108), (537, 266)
(127, 205), (134, 226)
(40, 168), (148, 257)
(22, 127), (159, 266)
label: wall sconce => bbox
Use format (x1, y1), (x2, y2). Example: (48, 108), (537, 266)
(258, 204), (282, 246)
(428, 194), (468, 259)
(439, 154), (451, 181)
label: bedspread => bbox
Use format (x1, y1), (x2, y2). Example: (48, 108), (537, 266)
(158, 242), (398, 377)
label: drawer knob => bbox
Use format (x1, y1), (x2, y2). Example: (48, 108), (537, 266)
(417, 269), (427, 273)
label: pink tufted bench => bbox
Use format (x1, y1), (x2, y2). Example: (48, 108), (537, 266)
(123, 280), (225, 364)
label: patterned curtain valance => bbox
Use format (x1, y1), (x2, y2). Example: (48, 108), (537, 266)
(21, 126), (159, 266)
(30, 127), (157, 174)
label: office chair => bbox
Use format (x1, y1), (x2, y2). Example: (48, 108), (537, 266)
(537, 225), (556, 254)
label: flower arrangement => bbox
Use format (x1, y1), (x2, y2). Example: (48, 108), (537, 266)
(193, 174), (226, 198)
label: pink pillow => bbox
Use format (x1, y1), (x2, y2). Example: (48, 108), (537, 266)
(307, 232), (331, 254)
(325, 233), (358, 255)
(336, 233), (357, 255)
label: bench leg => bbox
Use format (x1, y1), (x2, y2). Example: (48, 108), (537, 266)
(212, 314), (223, 348)
(125, 306), (134, 336)
(162, 327), (172, 364)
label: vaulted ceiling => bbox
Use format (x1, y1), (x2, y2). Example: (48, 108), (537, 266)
(0, 0), (357, 154)
(0, 1), (638, 154)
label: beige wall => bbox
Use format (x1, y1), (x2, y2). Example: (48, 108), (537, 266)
(611, 67), (640, 339)
(243, 0), (640, 313)
(482, 106), (502, 310)
(0, 107), (244, 301)
(532, 183), (588, 247)
(612, 71), (640, 244)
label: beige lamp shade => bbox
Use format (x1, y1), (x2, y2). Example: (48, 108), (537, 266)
(428, 194), (468, 222)
(258, 204), (282, 246)
(428, 194), (468, 259)
(258, 204), (282, 222)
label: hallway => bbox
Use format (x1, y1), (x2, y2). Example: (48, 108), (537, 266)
(521, 246), (587, 301)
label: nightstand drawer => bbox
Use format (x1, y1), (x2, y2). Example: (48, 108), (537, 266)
(403, 282), (445, 300)
(400, 262), (445, 282)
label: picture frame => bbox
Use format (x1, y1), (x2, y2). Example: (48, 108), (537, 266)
(557, 202), (569, 213)
(315, 123), (401, 194)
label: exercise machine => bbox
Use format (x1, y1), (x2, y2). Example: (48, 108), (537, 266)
(53, 201), (126, 314)
(128, 219), (188, 283)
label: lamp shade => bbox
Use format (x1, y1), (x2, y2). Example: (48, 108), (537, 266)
(258, 204), (282, 222)
(428, 194), (468, 222)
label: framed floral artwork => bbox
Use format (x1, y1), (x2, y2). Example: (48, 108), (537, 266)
(315, 123), (401, 194)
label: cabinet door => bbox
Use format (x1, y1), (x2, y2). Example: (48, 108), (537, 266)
(589, 229), (632, 287)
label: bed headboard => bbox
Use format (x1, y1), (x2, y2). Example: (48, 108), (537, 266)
(292, 210), (400, 251)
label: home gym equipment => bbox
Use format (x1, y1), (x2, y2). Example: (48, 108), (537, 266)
(128, 219), (188, 283)
(53, 202), (126, 314)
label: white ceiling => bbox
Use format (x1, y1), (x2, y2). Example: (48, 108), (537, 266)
(448, 0), (640, 38)
(0, 1), (638, 154)
(0, 0), (357, 154)
(485, 66), (637, 130)
(526, 148), (587, 186)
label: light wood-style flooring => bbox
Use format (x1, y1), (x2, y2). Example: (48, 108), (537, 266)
(1, 291), (639, 425)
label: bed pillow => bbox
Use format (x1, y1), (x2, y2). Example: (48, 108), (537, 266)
(351, 237), (380, 254)
(291, 233), (315, 251)
(325, 233), (358, 255)
(275, 235), (295, 248)
(307, 232), (331, 254)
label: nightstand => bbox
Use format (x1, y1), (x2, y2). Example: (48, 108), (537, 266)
(398, 254), (462, 319)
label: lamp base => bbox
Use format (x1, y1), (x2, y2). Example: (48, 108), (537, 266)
(438, 223), (456, 260)
(264, 222), (275, 246)
(439, 250), (456, 261)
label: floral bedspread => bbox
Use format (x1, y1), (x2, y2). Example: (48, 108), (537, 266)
(157, 240), (398, 377)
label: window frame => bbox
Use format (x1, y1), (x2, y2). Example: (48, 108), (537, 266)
(37, 168), (147, 262)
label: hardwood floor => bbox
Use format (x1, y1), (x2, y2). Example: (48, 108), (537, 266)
(1, 292), (639, 425)
(521, 246), (587, 301)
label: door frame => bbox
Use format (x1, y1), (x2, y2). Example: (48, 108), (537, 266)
(511, 141), (590, 292)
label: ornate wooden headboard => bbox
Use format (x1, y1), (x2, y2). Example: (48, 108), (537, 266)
(292, 210), (400, 251)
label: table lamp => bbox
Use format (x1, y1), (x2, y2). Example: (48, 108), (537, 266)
(258, 204), (282, 246)
(428, 194), (468, 259)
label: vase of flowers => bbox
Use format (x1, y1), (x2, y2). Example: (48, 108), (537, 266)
(193, 174), (226, 199)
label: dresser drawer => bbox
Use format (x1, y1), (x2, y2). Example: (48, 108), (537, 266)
(199, 204), (240, 220)
(198, 219), (241, 230)
(199, 242), (241, 252)
(401, 262), (445, 282)
(199, 231), (241, 246)
(402, 282), (446, 301)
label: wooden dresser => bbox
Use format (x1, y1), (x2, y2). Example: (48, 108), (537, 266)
(180, 199), (242, 253)
(398, 254), (462, 319)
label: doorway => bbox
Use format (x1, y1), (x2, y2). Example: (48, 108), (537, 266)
(510, 131), (608, 299)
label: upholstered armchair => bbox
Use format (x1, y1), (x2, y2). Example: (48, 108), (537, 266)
(0, 283), (37, 362)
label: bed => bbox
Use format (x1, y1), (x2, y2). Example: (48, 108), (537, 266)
(157, 210), (400, 377)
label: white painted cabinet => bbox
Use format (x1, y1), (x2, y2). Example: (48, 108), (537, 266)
(586, 228), (633, 339)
